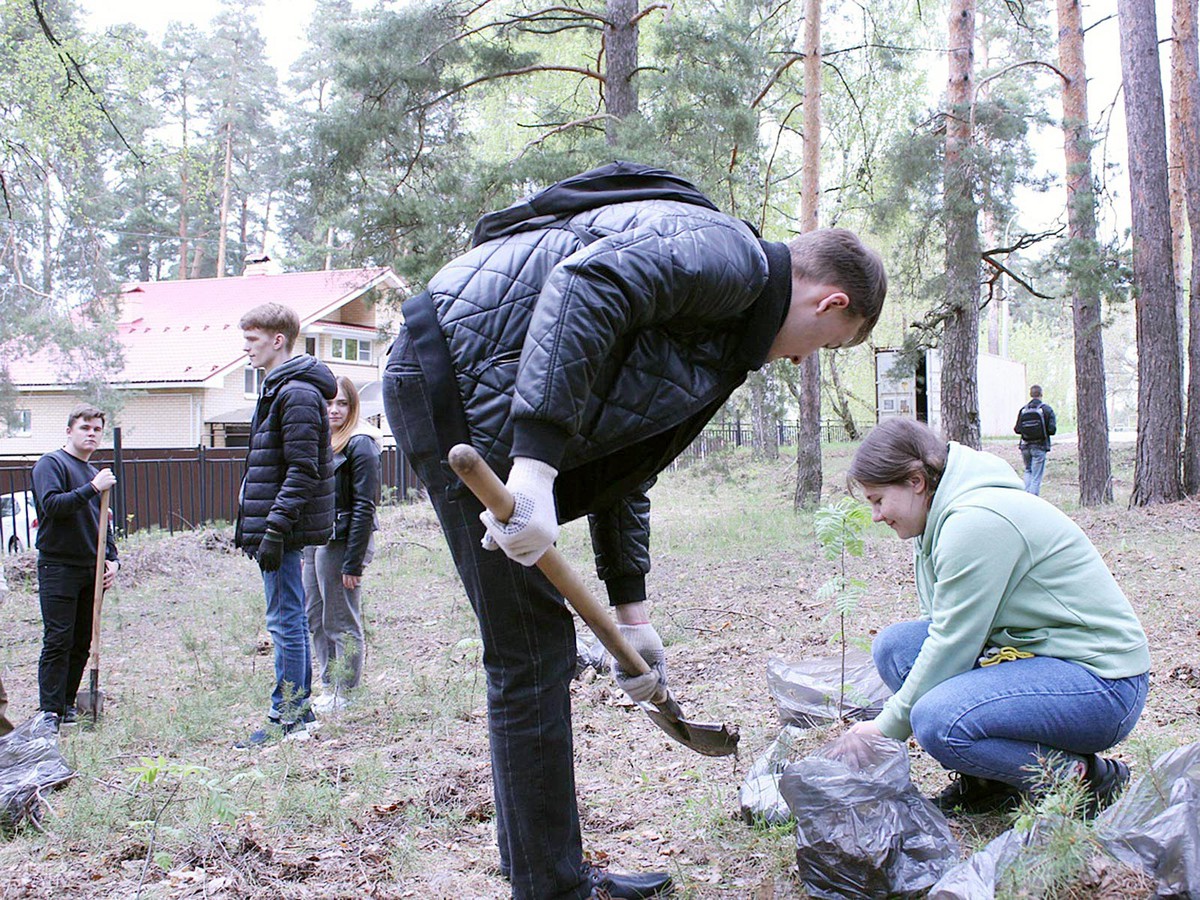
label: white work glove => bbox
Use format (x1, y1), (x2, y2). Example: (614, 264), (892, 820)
(479, 457), (559, 566)
(613, 622), (667, 703)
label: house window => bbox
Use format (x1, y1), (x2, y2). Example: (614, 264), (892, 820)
(305, 337), (317, 357)
(8, 409), (31, 436)
(331, 337), (372, 363)
(244, 366), (266, 396)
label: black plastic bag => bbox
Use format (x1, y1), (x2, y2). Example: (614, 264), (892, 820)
(781, 731), (959, 899)
(1098, 740), (1200, 898)
(767, 650), (891, 728)
(0, 714), (75, 830)
(739, 725), (808, 825)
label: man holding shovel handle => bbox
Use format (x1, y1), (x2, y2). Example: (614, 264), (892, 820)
(383, 162), (887, 899)
(31, 404), (119, 731)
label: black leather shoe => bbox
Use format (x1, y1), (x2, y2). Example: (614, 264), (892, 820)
(586, 862), (673, 899)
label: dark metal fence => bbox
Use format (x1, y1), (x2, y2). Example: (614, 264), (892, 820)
(671, 418), (848, 465)
(2, 417), (850, 550)
(0, 437), (420, 548)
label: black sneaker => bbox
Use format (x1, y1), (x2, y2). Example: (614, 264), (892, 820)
(234, 712), (318, 749)
(61, 705), (79, 725)
(933, 772), (1022, 814)
(584, 862), (673, 898)
(1083, 755), (1129, 816)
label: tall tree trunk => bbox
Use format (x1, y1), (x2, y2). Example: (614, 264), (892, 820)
(1177, 0), (1200, 495)
(604, 0), (638, 145)
(1170, 14), (1189, 405)
(749, 373), (778, 459)
(41, 172), (52, 297)
(1120, 0), (1184, 505)
(178, 82), (190, 280)
(216, 119), (234, 278)
(1057, 0), (1113, 505)
(942, 0), (981, 449)
(826, 353), (861, 440)
(794, 0), (823, 509)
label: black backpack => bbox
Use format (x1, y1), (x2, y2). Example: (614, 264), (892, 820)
(1017, 403), (1048, 442)
(470, 161), (721, 247)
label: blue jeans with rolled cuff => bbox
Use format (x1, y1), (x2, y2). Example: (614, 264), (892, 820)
(262, 550), (313, 723)
(384, 328), (589, 900)
(872, 620), (1148, 788)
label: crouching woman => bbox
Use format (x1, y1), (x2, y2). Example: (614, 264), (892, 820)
(847, 418), (1149, 814)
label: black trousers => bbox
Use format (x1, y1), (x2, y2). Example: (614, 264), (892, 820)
(37, 561), (96, 715)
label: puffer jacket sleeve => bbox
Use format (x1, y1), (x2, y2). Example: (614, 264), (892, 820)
(266, 385), (326, 537)
(342, 434), (381, 576)
(587, 479), (655, 606)
(511, 215), (766, 467)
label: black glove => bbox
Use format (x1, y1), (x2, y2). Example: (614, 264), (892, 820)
(257, 529), (284, 572)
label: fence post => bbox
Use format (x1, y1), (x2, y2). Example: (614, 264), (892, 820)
(198, 444), (207, 526)
(735, 415), (742, 448)
(113, 427), (126, 537)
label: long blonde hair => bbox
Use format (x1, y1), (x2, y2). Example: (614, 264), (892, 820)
(330, 376), (361, 455)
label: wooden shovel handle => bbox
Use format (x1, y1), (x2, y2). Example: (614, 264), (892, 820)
(447, 445), (653, 680)
(91, 489), (110, 665)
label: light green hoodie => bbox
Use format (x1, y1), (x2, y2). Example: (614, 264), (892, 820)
(874, 442), (1150, 741)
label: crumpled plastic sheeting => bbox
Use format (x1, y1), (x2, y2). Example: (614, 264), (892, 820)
(574, 635), (611, 678)
(739, 725), (808, 826)
(931, 741), (1200, 900)
(1098, 740), (1200, 898)
(928, 821), (1055, 899)
(0, 714), (75, 830)
(767, 650), (892, 728)
(781, 731), (959, 900)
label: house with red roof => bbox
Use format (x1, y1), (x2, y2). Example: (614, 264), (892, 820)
(1, 260), (405, 452)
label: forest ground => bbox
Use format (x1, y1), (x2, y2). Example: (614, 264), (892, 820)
(0, 437), (1195, 898)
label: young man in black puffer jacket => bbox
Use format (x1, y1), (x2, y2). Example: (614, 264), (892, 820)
(383, 162), (887, 899)
(234, 302), (336, 746)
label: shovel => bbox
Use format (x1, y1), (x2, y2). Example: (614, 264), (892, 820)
(77, 489), (109, 724)
(448, 444), (740, 758)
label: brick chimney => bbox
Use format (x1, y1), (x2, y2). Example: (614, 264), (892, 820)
(242, 254), (279, 276)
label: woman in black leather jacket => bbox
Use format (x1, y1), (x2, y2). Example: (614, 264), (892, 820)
(303, 376), (381, 712)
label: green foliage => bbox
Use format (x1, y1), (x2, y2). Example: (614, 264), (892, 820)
(813, 496), (870, 717)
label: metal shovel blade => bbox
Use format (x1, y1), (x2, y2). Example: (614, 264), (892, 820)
(446, 443), (741, 758)
(641, 702), (740, 757)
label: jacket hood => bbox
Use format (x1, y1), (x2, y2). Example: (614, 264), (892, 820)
(920, 441), (1024, 555)
(262, 354), (338, 400)
(349, 420), (383, 448)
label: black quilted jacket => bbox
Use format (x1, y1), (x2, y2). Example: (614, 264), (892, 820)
(425, 199), (793, 602)
(235, 355), (337, 554)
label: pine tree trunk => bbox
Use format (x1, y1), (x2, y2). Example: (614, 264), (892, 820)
(604, 0), (638, 145)
(216, 120), (234, 278)
(749, 373), (779, 460)
(1176, 0), (1200, 495)
(941, 0), (981, 449)
(794, 0), (823, 509)
(1120, 0), (1184, 504)
(178, 84), (190, 281)
(1057, 0), (1113, 505)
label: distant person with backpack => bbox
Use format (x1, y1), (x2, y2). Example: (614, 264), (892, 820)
(383, 161), (887, 899)
(1014, 384), (1057, 495)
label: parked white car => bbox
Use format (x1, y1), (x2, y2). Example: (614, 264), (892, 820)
(1, 490), (39, 553)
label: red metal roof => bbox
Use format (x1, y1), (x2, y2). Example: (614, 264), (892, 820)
(10, 267), (401, 387)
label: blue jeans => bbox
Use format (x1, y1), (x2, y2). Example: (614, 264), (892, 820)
(385, 329), (588, 900)
(873, 621), (1148, 788)
(262, 550), (313, 723)
(1021, 444), (1048, 494)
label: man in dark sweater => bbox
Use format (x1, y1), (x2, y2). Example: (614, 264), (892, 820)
(234, 303), (336, 746)
(31, 403), (119, 730)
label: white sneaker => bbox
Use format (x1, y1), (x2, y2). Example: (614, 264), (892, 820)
(312, 694), (350, 715)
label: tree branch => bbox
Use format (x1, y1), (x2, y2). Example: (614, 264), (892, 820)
(975, 59), (1068, 95)
(410, 65), (604, 113)
(30, 0), (140, 162)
